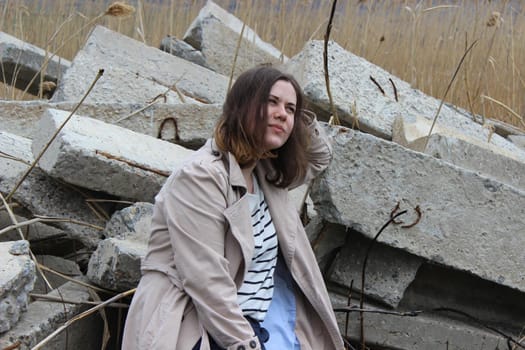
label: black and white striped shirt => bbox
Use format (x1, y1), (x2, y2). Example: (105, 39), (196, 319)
(237, 175), (278, 321)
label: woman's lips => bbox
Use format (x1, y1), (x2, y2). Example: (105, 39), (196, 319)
(269, 124), (285, 133)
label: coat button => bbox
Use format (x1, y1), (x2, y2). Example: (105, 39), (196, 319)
(237, 346), (245, 350)
(249, 340), (257, 348)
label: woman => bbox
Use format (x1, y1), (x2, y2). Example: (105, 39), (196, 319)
(122, 66), (344, 350)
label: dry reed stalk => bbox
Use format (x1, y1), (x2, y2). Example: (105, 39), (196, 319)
(29, 293), (129, 308)
(0, 216), (104, 236)
(31, 288), (136, 350)
(37, 264), (111, 294)
(323, 0), (339, 125)
(88, 288), (111, 349)
(85, 199), (135, 205)
(227, 22), (246, 93)
(481, 94), (525, 128)
(0, 192), (68, 326)
(6, 69), (104, 201)
(18, 2), (134, 100)
(423, 40), (478, 152)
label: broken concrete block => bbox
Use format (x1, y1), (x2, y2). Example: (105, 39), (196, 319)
(311, 126), (525, 294)
(87, 237), (146, 292)
(51, 25), (229, 105)
(0, 100), (220, 148)
(32, 109), (194, 202)
(0, 240), (35, 333)
(0, 280), (102, 349)
(183, 0), (287, 78)
(401, 263), (525, 332)
(0, 31), (70, 96)
(0, 131), (105, 249)
(159, 35), (208, 68)
(284, 40), (523, 147)
(329, 230), (422, 308)
(33, 255), (82, 294)
(104, 202), (153, 242)
(0, 212), (82, 259)
(308, 220), (348, 274)
(393, 114), (525, 192)
(330, 293), (509, 350)
(509, 134), (525, 150)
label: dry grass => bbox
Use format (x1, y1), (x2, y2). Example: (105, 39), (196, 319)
(1, 0), (524, 129)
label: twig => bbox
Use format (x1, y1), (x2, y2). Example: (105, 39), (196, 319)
(37, 264), (111, 294)
(359, 210), (407, 350)
(323, 0), (339, 125)
(29, 293), (129, 308)
(422, 41), (477, 152)
(114, 77), (186, 124)
(0, 151), (31, 165)
(2, 341), (21, 350)
(0, 216), (104, 236)
(113, 98), (162, 124)
(228, 22), (246, 92)
(481, 94), (525, 128)
(0, 194), (55, 291)
(6, 69), (104, 202)
(433, 308), (525, 349)
(31, 288), (136, 350)
(85, 199), (135, 205)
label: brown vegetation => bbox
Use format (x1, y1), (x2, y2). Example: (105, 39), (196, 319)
(1, 0), (524, 129)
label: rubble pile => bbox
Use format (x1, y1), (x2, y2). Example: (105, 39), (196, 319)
(1, 1), (524, 349)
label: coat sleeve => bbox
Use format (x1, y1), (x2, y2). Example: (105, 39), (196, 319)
(160, 161), (261, 350)
(289, 117), (333, 190)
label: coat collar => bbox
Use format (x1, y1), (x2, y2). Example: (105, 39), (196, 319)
(208, 139), (246, 190)
(255, 162), (297, 269)
(209, 139), (299, 270)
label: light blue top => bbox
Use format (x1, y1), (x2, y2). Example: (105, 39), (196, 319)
(260, 255), (301, 349)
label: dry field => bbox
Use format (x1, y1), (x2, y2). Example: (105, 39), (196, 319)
(1, 0), (524, 130)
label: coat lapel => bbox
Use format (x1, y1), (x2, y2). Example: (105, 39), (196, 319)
(255, 165), (297, 268)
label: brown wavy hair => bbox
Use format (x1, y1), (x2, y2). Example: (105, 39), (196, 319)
(214, 66), (311, 188)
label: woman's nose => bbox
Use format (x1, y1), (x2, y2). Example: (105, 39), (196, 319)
(274, 104), (287, 119)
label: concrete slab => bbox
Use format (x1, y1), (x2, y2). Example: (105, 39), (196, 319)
(104, 202), (153, 242)
(0, 100), (220, 148)
(87, 237), (146, 292)
(0, 31), (70, 96)
(32, 109), (194, 202)
(311, 126), (525, 294)
(393, 114), (525, 191)
(283, 40), (525, 158)
(51, 25), (229, 105)
(400, 263), (525, 332)
(0, 240), (35, 333)
(33, 255), (82, 294)
(330, 293), (509, 350)
(0, 131), (105, 249)
(308, 220), (348, 274)
(0, 280), (103, 350)
(159, 35), (208, 68)
(329, 230), (422, 308)
(184, 0), (287, 77)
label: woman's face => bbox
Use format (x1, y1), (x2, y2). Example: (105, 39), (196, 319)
(262, 80), (297, 151)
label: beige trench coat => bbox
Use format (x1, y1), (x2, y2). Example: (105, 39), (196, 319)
(122, 120), (344, 350)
